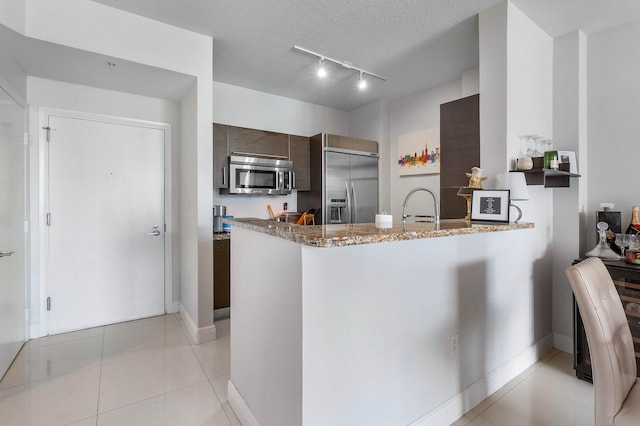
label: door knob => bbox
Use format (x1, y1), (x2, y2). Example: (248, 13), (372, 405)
(0, 250), (15, 257)
(145, 225), (161, 236)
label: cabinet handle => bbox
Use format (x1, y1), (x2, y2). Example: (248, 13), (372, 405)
(222, 167), (226, 186)
(292, 171), (296, 188)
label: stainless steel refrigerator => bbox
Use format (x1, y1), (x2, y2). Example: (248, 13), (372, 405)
(298, 134), (379, 225)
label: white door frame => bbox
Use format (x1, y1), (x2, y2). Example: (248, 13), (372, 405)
(35, 107), (175, 337)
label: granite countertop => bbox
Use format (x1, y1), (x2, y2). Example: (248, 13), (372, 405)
(213, 233), (231, 241)
(226, 218), (534, 248)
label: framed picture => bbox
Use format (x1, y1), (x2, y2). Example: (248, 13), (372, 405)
(397, 128), (440, 176)
(470, 189), (510, 223)
(558, 150), (577, 174)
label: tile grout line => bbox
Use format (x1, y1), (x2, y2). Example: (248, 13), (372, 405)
(94, 327), (106, 425)
(184, 320), (237, 425)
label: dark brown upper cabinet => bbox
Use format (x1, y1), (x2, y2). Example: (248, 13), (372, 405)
(213, 123), (229, 189)
(212, 123), (311, 191)
(289, 135), (310, 191)
(439, 94), (480, 220)
(228, 126), (289, 159)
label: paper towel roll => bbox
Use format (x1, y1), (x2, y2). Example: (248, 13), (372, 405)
(375, 214), (393, 229)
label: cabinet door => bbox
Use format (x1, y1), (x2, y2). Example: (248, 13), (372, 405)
(439, 94), (480, 219)
(228, 126), (289, 158)
(326, 134), (378, 154)
(213, 123), (229, 188)
(289, 135), (310, 191)
(213, 239), (230, 310)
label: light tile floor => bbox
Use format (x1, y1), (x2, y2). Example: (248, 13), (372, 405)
(0, 314), (238, 426)
(453, 349), (594, 425)
(0, 314), (594, 426)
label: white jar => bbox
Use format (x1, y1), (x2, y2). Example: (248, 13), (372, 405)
(516, 157), (534, 171)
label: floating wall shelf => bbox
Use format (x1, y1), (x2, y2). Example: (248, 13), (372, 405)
(511, 157), (580, 188)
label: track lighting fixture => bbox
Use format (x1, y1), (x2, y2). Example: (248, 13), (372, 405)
(292, 45), (386, 88)
(317, 58), (327, 78)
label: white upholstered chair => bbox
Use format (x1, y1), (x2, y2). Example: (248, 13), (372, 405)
(566, 257), (640, 425)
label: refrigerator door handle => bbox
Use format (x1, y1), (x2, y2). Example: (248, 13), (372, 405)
(351, 181), (357, 223)
(345, 181), (352, 224)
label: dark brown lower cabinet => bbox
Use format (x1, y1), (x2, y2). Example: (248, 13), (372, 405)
(573, 258), (640, 382)
(214, 239), (230, 310)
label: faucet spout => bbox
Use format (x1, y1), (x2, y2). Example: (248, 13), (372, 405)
(401, 187), (440, 224)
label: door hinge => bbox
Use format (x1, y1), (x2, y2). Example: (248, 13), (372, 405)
(23, 132), (29, 145)
(24, 220), (29, 234)
(47, 297), (51, 311)
(46, 212), (51, 226)
(25, 308), (30, 321)
(164, 223), (167, 233)
(42, 126), (51, 142)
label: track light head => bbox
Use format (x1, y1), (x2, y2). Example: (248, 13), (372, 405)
(358, 71), (367, 90)
(317, 58), (327, 78)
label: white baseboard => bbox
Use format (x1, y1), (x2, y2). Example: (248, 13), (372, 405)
(409, 333), (554, 426)
(167, 300), (180, 314)
(179, 303), (216, 344)
(228, 380), (260, 426)
(553, 333), (574, 354)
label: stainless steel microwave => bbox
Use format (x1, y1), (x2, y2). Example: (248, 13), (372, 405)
(223, 155), (293, 195)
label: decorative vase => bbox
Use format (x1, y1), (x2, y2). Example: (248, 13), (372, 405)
(516, 157), (533, 171)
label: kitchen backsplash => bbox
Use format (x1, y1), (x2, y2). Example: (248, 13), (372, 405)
(213, 191), (298, 219)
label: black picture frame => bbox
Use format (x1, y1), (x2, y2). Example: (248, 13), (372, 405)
(470, 189), (510, 223)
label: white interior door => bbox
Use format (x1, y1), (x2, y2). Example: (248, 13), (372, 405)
(0, 88), (27, 378)
(47, 113), (165, 334)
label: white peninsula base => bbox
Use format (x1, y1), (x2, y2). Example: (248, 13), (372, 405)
(227, 221), (547, 426)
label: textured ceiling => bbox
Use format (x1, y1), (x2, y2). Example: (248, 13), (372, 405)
(91, 0), (499, 110)
(5, 1), (640, 110)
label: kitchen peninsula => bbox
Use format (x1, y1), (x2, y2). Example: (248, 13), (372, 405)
(227, 218), (537, 426)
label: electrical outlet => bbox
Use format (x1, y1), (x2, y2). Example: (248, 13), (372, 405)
(450, 334), (458, 354)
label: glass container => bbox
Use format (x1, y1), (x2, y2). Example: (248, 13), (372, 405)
(586, 222), (622, 260)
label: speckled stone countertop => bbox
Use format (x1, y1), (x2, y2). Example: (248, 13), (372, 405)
(213, 233), (231, 241)
(226, 218), (534, 248)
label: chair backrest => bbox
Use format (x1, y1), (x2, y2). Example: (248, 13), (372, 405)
(566, 257), (637, 425)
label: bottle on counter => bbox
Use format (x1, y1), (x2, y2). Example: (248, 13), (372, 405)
(626, 206), (640, 236)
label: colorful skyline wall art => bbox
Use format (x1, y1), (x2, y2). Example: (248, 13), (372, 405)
(398, 128), (440, 176)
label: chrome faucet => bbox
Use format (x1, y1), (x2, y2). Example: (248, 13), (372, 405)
(402, 187), (440, 224)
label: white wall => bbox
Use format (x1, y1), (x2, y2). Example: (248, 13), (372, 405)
(587, 18), (640, 237)
(0, 0), (26, 35)
(551, 32), (586, 350)
(480, 1), (555, 343)
(479, 3), (507, 178)
(508, 3), (554, 343)
(212, 81), (349, 218)
(27, 77), (179, 124)
(0, 41), (26, 99)
(388, 79), (463, 219)
(213, 81), (348, 136)
(4, 0), (215, 335)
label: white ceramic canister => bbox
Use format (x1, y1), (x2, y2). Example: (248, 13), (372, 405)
(516, 157), (534, 171)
